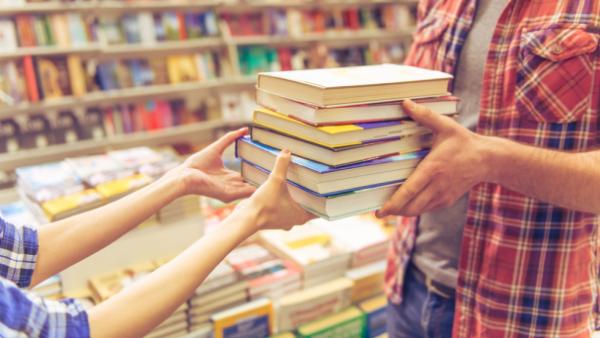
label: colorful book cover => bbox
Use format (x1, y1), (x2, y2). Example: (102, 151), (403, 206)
(95, 173), (153, 199)
(50, 14), (71, 47)
(23, 56), (40, 102)
(166, 55), (198, 83)
(359, 296), (387, 338)
(67, 13), (88, 45)
(41, 189), (103, 220)
(236, 136), (427, 174)
(185, 13), (203, 38)
(67, 55), (87, 96)
(121, 14), (141, 44)
(15, 15), (36, 47)
(212, 298), (274, 338)
(297, 306), (365, 338)
(36, 57), (71, 99)
(163, 12), (181, 41)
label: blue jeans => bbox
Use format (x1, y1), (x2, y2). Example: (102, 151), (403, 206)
(386, 266), (455, 338)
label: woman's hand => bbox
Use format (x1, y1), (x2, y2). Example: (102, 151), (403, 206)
(165, 128), (256, 202)
(238, 149), (315, 232)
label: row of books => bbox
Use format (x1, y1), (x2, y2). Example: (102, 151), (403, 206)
(14, 146), (189, 222)
(0, 14), (94, 51)
(237, 64), (457, 219)
(237, 43), (405, 76)
(0, 98), (211, 153)
(222, 4), (412, 37)
(0, 52), (223, 105)
(101, 11), (219, 45)
(70, 214), (391, 338)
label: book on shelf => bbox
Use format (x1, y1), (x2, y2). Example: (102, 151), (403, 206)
(259, 225), (351, 288)
(276, 277), (354, 332)
(237, 136), (425, 195)
(314, 216), (390, 268)
(297, 306), (365, 338)
(257, 64), (452, 107)
(35, 56), (72, 99)
(345, 261), (386, 303)
(257, 89), (458, 126)
(0, 18), (17, 52)
(253, 107), (428, 148)
(212, 298), (274, 338)
(270, 333), (296, 338)
(243, 161), (402, 220)
(359, 295), (387, 338)
(16, 161), (83, 203)
(250, 126), (431, 167)
(187, 323), (213, 338)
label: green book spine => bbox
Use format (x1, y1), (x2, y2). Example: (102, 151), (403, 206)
(42, 16), (55, 46)
(299, 314), (366, 338)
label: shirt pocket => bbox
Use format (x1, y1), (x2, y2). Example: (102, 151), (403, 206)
(515, 27), (599, 123)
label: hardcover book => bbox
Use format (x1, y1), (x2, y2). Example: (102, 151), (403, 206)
(212, 298), (274, 338)
(242, 161), (401, 220)
(257, 64), (452, 107)
(252, 108), (427, 148)
(236, 136), (425, 195)
(257, 89), (458, 126)
(297, 306), (365, 338)
(250, 126), (431, 167)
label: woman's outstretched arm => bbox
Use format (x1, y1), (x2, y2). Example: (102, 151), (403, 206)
(30, 128), (256, 287)
(87, 150), (314, 338)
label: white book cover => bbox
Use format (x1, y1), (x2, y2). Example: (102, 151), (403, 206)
(138, 12), (156, 45)
(259, 64), (452, 89)
(0, 19), (17, 52)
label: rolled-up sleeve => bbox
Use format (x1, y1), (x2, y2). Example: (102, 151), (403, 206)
(0, 217), (38, 288)
(0, 278), (90, 338)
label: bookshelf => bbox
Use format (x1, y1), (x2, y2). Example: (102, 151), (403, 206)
(0, 0), (418, 172)
(0, 118), (243, 171)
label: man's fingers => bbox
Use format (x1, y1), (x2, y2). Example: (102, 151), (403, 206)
(377, 163), (432, 217)
(270, 149), (291, 182)
(210, 127), (248, 154)
(395, 181), (438, 216)
(403, 99), (452, 134)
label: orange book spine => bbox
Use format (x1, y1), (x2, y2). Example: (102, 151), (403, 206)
(23, 56), (40, 102)
(177, 13), (187, 40)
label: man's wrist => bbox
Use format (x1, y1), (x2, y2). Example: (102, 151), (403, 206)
(478, 135), (509, 184)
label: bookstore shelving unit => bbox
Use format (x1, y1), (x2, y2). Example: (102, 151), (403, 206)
(0, 119), (237, 171)
(0, 0), (417, 172)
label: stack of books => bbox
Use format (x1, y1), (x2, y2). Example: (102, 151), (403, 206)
(314, 215), (389, 268)
(211, 298), (274, 338)
(275, 277), (353, 333)
(345, 261), (387, 303)
(237, 64), (455, 219)
(259, 224), (351, 289)
(358, 296), (388, 338)
(187, 262), (248, 331)
(296, 306), (365, 338)
(226, 244), (302, 300)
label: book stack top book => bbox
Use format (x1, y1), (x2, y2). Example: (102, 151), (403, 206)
(238, 64), (456, 220)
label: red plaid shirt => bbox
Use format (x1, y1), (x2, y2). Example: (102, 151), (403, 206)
(385, 0), (600, 337)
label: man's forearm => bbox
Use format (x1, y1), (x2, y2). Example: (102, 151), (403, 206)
(87, 206), (259, 338)
(31, 175), (184, 286)
(483, 136), (600, 214)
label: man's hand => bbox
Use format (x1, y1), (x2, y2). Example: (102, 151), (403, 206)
(376, 100), (492, 217)
(167, 127), (256, 202)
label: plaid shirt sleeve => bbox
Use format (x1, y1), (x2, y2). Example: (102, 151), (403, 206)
(0, 278), (90, 338)
(0, 217), (38, 288)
